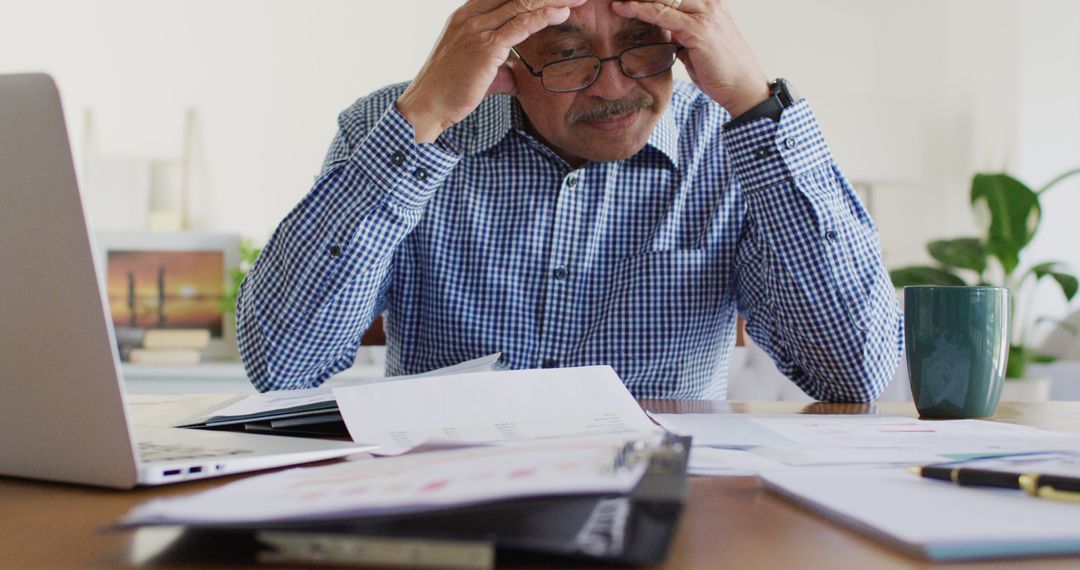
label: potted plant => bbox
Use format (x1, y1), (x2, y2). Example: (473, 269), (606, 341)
(890, 169), (1080, 400)
(219, 238), (263, 355)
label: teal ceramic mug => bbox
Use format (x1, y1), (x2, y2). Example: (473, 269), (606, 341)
(904, 286), (1010, 419)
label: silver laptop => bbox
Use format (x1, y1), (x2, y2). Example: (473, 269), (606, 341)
(0, 73), (376, 489)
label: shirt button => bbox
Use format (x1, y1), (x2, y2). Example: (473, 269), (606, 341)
(566, 176), (578, 188)
(784, 137), (798, 150)
(413, 167), (429, 181)
(329, 244), (342, 257)
(754, 147), (771, 159)
(390, 151), (406, 167)
(542, 358), (559, 369)
(553, 266), (568, 280)
(825, 230), (838, 241)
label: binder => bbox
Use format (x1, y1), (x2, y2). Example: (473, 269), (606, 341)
(135, 434), (691, 567)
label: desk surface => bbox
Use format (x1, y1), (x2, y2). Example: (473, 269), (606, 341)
(4, 399), (1080, 569)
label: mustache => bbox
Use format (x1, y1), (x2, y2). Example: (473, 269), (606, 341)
(568, 95), (655, 124)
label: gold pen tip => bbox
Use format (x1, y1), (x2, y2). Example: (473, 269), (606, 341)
(906, 466), (922, 475)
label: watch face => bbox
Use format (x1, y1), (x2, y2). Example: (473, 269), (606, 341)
(775, 78), (800, 106)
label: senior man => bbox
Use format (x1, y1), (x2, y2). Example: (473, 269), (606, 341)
(238, 0), (903, 400)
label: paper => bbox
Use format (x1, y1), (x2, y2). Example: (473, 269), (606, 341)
(652, 413), (1080, 473)
(761, 465), (1080, 560)
(333, 366), (662, 455)
(119, 434), (653, 527)
(193, 353), (502, 421)
(686, 447), (791, 477)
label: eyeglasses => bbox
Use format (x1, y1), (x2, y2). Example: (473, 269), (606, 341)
(510, 42), (683, 93)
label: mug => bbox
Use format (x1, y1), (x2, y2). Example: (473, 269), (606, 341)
(904, 286), (1010, 419)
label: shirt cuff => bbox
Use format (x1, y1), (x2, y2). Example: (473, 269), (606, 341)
(352, 104), (462, 209)
(723, 100), (834, 192)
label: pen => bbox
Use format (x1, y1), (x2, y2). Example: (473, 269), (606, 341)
(907, 465), (1080, 503)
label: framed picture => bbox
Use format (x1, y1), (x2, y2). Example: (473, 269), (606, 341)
(95, 231), (241, 360)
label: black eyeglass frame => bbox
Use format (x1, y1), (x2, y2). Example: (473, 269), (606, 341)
(510, 42), (684, 93)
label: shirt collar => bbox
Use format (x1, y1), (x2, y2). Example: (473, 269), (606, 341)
(463, 95), (679, 168)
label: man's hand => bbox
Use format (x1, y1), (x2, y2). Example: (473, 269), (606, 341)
(397, 0), (588, 143)
(611, 0), (770, 117)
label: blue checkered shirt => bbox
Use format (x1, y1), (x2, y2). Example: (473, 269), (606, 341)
(237, 80), (903, 400)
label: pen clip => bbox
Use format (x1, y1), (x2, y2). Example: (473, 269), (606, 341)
(1019, 474), (1080, 503)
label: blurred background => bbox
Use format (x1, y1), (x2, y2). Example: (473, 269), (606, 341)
(3, 0), (1079, 396)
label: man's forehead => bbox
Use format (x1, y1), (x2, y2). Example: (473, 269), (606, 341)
(531, 18), (655, 42)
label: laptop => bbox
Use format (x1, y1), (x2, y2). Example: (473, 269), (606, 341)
(0, 73), (376, 489)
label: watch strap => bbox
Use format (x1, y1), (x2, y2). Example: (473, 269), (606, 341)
(722, 78), (799, 132)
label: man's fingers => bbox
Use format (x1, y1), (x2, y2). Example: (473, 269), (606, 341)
(610, 1), (692, 36)
(612, 0), (705, 13)
(491, 6), (572, 48)
(477, 0), (586, 30)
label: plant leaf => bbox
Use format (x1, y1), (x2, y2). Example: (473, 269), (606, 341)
(889, 266), (967, 288)
(1029, 352), (1058, 364)
(1029, 263), (1079, 301)
(926, 238), (987, 273)
(1051, 272), (1079, 301)
(970, 173), (1040, 276)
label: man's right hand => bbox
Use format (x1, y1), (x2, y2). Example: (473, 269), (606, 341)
(396, 0), (587, 143)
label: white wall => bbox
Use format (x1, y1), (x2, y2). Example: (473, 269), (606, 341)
(3, 0), (1079, 341)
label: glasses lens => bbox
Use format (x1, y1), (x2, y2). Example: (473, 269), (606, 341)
(620, 43), (678, 78)
(542, 57), (601, 92)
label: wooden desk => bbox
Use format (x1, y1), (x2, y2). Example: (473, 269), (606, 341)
(3, 400), (1080, 569)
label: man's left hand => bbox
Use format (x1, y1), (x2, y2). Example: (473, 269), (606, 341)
(611, 0), (770, 117)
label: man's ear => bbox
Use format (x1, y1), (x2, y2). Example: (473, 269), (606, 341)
(486, 63), (518, 98)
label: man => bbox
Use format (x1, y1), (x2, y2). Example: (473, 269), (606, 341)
(237, 0), (903, 401)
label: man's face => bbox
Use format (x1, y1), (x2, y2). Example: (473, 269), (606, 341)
(510, 0), (674, 167)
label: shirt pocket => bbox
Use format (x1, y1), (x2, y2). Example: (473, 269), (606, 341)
(582, 249), (725, 390)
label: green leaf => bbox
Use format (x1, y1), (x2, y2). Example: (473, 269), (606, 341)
(889, 266), (967, 288)
(926, 238), (987, 273)
(1029, 353), (1058, 364)
(970, 173), (1041, 276)
(1029, 262), (1079, 301)
(1050, 272), (1079, 301)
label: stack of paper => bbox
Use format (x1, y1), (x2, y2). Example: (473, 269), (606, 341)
(124, 365), (667, 527)
(120, 433), (656, 527)
(651, 413), (1080, 476)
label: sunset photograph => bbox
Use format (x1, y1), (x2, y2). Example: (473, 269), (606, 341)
(105, 251), (224, 336)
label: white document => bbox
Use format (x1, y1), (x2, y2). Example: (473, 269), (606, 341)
(761, 465), (1080, 560)
(193, 353), (502, 421)
(654, 413), (1080, 451)
(120, 434), (652, 527)
(686, 447), (791, 477)
(333, 366), (661, 455)
(652, 413), (1080, 473)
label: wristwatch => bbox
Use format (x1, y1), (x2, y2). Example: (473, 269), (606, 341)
(722, 78), (801, 131)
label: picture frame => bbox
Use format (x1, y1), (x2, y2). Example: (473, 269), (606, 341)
(94, 231), (241, 361)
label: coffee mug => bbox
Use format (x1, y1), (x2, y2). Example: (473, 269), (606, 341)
(904, 286), (1010, 419)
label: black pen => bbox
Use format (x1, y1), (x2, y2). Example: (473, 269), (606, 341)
(907, 465), (1080, 503)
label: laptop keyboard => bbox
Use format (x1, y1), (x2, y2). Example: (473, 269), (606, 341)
(138, 441), (253, 462)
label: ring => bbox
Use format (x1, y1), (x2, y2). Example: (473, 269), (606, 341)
(669, 0), (682, 10)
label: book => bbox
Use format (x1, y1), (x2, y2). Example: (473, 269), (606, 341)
(127, 348), (201, 365)
(114, 327), (211, 350)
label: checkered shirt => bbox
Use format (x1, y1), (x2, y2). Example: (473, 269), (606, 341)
(237, 80), (903, 400)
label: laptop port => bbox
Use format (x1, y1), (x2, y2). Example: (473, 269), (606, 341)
(188, 466), (203, 474)
(163, 469), (182, 476)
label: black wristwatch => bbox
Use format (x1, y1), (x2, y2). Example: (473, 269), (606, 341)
(722, 78), (801, 131)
